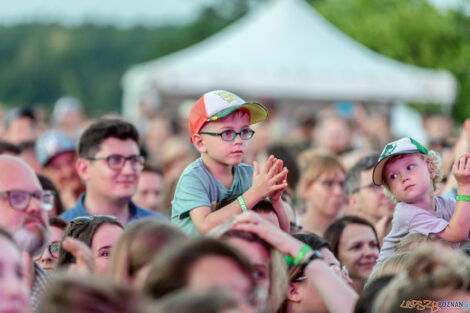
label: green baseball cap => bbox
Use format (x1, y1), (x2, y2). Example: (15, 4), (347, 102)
(372, 137), (428, 186)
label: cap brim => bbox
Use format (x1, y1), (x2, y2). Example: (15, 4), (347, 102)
(207, 102), (268, 124)
(372, 150), (420, 185)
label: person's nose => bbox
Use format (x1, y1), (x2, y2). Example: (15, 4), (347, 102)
(233, 133), (244, 145)
(363, 245), (379, 259)
(400, 171), (410, 182)
(333, 183), (344, 195)
(26, 195), (43, 215)
(120, 159), (135, 175)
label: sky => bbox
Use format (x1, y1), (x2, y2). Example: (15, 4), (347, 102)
(0, 0), (466, 27)
(0, 0), (216, 27)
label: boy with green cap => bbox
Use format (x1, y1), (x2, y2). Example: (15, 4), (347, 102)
(373, 137), (470, 263)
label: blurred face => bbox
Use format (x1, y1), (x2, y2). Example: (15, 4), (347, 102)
(43, 151), (82, 192)
(90, 223), (123, 276)
(82, 138), (141, 203)
(337, 224), (379, 281)
(384, 154), (433, 204)
(5, 117), (36, 145)
(0, 236), (29, 313)
(303, 168), (345, 218)
(197, 111), (250, 167)
(289, 246), (349, 313)
(226, 237), (271, 299)
(36, 226), (64, 273)
(292, 277), (328, 313)
(314, 118), (351, 155)
(0, 158), (49, 258)
(351, 168), (394, 223)
(132, 171), (163, 212)
(187, 255), (255, 313)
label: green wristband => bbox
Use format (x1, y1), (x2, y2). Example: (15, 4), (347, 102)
(237, 195), (248, 213)
(285, 244), (312, 266)
(456, 195), (470, 202)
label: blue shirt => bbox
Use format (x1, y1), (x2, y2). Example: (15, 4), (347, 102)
(61, 193), (168, 226)
(171, 158), (253, 236)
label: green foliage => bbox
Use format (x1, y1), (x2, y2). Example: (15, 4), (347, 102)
(311, 0), (470, 121)
(0, 0), (251, 116)
(0, 0), (469, 121)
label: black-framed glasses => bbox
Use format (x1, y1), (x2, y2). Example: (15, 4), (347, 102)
(86, 154), (145, 171)
(0, 190), (55, 211)
(48, 241), (61, 259)
(71, 215), (117, 225)
(199, 128), (255, 141)
(352, 182), (382, 194)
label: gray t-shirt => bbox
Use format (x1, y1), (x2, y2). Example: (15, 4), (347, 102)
(377, 196), (456, 264)
(171, 158), (253, 236)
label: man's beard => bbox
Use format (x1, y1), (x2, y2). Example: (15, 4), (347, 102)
(13, 225), (50, 259)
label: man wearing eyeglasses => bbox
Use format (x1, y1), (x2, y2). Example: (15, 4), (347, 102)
(0, 155), (52, 311)
(60, 119), (167, 225)
(344, 154), (395, 243)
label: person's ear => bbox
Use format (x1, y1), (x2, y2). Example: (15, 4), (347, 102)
(192, 134), (207, 154)
(348, 193), (360, 211)
(286, 282), (301, 303)
(298, 182), (309, 200)
(75, 158), (90, 182)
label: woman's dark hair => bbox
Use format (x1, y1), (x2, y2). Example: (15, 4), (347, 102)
(267, 144), (300, 193)
(354, 275), (395, 313)
(0, 140), (21, 155)
(49, 216), (68, 230)
(78, 119), (139, 158)
(57, 216), (123, 267)
(323, 216), (380, 257)
(293, 232), (331, 251)
(37, 273), (144, 313)
(37, 174), (65, 215)
(152, 289), (238, 313)
(142, 237), (253, 300)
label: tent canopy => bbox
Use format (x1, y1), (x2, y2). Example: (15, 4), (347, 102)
(122, 0), (457, 118)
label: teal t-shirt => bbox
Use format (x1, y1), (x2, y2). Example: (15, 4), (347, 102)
(171, 158), (253, 236)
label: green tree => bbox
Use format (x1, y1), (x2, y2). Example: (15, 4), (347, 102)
(0, 0), (252, 116)
(311, 0), (470, 121)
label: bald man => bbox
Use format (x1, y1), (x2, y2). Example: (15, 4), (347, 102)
(0, 155), (51, 311)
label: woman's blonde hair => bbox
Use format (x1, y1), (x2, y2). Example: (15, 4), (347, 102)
(372, 244), (470, 313)
(395, 233), (453, 253)
(297, 150), (345, 205)
(382, 151), (443, 203)
(366, 251), (415, 287)
(107, 219), (186, 284)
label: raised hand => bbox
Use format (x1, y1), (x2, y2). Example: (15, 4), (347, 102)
(61, 237), (94, 274)
(232, 211), (303, 257)
(251, 155), (289, 202)
(453, 152), (470, 188)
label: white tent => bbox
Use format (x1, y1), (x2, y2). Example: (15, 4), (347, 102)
(122, 0), (457, 119)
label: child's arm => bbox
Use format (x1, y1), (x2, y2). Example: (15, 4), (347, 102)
(190, 156), (288, 234)
(438, 153), (470, 242)
(440, 119), (470, 195)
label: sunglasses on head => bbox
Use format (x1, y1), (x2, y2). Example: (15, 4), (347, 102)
(71, 215), (117, 224)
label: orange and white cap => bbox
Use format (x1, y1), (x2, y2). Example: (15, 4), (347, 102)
(188, 90), (268, 142)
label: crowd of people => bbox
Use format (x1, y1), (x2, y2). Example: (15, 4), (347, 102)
(0, 90), (470, 313)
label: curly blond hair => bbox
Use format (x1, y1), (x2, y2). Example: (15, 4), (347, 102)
(382, 151), (443, 203)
